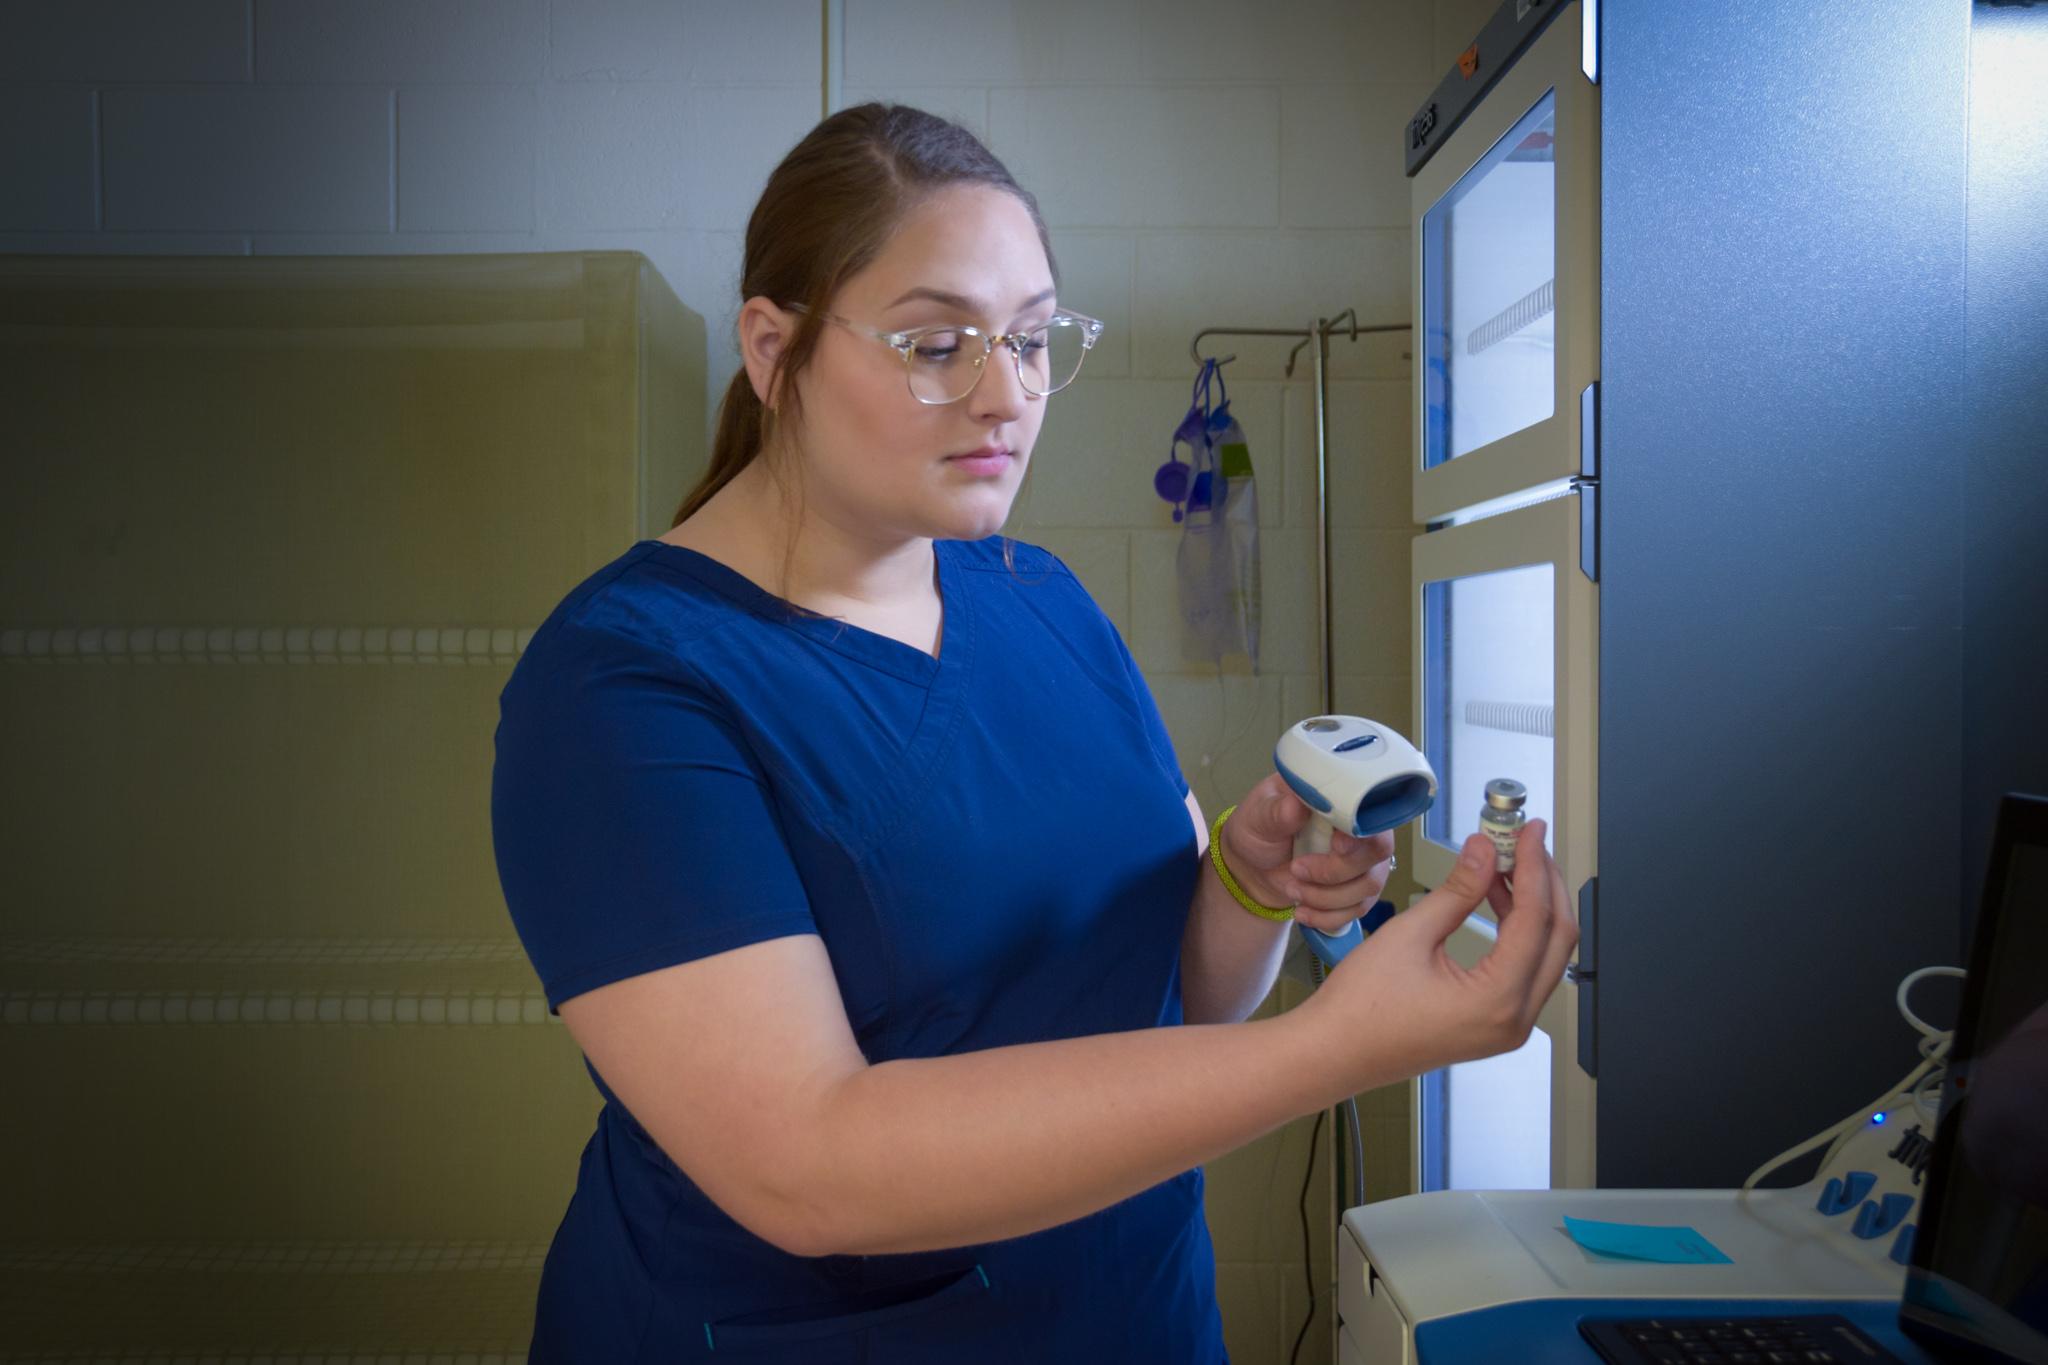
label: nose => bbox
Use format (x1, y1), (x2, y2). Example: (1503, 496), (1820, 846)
(965, 337), (1034, 424)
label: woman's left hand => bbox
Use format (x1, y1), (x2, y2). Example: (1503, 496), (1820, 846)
(1221, 773), (1398, 935)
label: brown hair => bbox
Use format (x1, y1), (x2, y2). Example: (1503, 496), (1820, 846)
(670, 103), (1058, 599)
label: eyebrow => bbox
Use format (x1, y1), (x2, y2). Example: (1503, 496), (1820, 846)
(885, 285), (1058, 316)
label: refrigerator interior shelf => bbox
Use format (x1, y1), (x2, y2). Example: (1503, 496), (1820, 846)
(1462, 699), (1556, 739)
(1466, 277), (1556, 356)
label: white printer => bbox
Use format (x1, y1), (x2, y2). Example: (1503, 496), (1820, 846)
(1335, 793), (2048, 1364)
(1338, 1081), (1936, 1362)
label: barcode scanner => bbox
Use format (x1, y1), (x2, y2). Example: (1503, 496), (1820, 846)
(1273, 715), (1440, 970)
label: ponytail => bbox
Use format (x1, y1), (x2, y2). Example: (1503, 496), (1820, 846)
(672, 367), (769, 527)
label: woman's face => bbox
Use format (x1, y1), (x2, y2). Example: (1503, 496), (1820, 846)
(778, 183), (1057, 548)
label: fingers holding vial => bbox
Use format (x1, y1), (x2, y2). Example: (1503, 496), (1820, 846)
(1479, 779), (1527, 871)
(1467, 782), (1577, 1017)
(1478, 778), (1529, 915)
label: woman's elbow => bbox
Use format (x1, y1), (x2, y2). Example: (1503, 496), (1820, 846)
(703, 1169), (835, 1259)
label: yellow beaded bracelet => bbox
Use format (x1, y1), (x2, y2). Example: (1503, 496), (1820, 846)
(1208, 804), (1295, 923)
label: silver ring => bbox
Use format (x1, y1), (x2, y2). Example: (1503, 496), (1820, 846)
(1387, 854), (1398, 872)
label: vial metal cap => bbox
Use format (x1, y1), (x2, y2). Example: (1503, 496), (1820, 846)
(1483, 778), (1527, 810)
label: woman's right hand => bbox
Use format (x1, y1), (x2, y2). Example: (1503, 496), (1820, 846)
(1298, 819), (1579, 1097)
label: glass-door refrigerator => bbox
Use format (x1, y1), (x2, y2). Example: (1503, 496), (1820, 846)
(1404, 0), (1600, 1192)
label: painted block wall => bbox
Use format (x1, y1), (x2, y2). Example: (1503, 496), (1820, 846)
(0, 1), (1502, 1357)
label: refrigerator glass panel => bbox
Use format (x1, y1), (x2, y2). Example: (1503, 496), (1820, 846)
(1422, 564), (1556, 856)
(1445, 1027), (1552, 1190)
(1423, 90), (1558, 469)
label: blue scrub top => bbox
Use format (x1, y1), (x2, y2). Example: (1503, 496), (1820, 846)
(490, 536), (1228, 1363)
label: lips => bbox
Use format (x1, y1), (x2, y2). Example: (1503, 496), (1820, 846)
(946, 446), (1014, 477)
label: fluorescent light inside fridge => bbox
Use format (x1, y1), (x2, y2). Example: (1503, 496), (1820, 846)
(1422, 565), (1556, 857)
(1423, 90), (1559, 468)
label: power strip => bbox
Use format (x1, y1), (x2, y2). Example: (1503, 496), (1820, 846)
(1797, 1089), (1938, 1270)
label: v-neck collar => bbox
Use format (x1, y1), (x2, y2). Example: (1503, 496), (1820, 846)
(635, 537), (968, 688)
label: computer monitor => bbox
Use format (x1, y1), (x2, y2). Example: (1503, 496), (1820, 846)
(1900, 792), (2048, 1365)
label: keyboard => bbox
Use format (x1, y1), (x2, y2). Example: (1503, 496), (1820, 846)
(1577, 1313), (1907, 1364)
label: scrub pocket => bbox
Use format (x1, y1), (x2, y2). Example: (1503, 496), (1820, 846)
(701, 1262), (990, 1356)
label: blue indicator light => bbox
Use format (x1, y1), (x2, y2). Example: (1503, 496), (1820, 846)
(1872, 1112), (1887, 1125)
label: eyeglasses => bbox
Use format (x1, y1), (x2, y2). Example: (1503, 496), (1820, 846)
(788, 303), (1104, 405)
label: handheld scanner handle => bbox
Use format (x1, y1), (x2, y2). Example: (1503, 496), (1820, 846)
(1292, 820), (1361, 968)
(1294, 821), (1333, 859)
(1298, 920), (1363, 970)
(1287, 824), (1405, 970)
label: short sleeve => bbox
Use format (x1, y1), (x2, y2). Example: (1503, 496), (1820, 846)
(490, 621), (818, 1012)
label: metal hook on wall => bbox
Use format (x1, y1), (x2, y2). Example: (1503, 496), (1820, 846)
(1181, 306), (1413, 719)
(1190, 309), (1375, 378)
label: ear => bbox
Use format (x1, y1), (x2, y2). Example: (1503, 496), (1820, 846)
(737, 297), (797, 410)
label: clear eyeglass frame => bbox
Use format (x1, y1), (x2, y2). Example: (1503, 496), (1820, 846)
(787, 302), (1105, 405)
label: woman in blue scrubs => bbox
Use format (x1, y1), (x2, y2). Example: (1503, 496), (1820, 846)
(491, 103), (1579, 1363)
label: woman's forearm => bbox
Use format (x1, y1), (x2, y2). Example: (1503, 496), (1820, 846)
(1179, 851), (1293, 1024)
(795, 1006), (1346, 1257)
(1178, 798), (1294, 1025)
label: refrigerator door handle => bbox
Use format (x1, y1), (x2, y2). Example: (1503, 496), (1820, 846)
(1575, 381), (1601, 583)
(1575, 479), (1600, 584)
(1580, 380), (1599, 480)
(1573, 876), (1598, 1077)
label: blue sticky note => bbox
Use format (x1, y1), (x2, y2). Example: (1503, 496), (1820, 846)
(1562, 1215), (1733, 1265)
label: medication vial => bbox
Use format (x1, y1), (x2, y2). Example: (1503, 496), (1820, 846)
(1479, 778), (1527, 874)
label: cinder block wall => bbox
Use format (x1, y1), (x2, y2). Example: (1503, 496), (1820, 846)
(0, 2), (1504, 1359)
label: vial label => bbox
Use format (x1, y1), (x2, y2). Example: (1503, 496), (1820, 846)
(1480, 816), (1522, 872)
